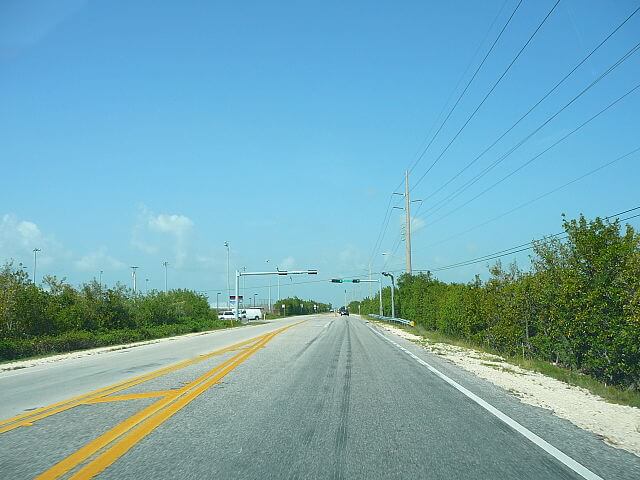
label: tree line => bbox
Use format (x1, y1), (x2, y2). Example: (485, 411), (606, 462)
(354, 214), (640, 390)
(273, 296), (331, 316)
(0, 267), (225, 361)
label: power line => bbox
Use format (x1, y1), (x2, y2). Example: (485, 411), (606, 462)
(419, 5), (640, 206)
(428, 80), (640, 227)
(367, 0), (514, 269)
(424, 146), (640, 249)
(422, 40), (640, 220)
(411, 0), (561, 191)
(406, 0), (517, 175)
(400, 206), (640, 274)
(367, 189), (403, 269)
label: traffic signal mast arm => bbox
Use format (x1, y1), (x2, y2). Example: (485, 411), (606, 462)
(234, 269), (318, 321)
(329, 278), (383, 316)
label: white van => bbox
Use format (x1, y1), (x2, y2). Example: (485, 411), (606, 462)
(243, 308), (262, 321)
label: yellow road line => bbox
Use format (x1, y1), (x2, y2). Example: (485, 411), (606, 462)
(37, 323), (299, 480)
(70, 330), (282, 480)
(0, 333), (267, 434)
(83, 391), (178, 404)
(35, 349), (249, 480)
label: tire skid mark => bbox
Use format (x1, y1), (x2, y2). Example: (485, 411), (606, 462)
(333, 320), (352, 480)
(285, 320), (344, 479)
(301, 323), (342, 448)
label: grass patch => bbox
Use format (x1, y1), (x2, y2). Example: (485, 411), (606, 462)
(369, 317), (640, 409)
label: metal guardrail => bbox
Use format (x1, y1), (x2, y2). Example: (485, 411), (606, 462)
(368, 314), (414, 327)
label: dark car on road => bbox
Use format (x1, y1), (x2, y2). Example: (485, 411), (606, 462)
(338, 307), (349, 316)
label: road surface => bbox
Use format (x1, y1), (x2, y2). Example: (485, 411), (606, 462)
(0, 315), (638, 479)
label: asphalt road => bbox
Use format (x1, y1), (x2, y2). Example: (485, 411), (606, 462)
(1, 315), (638, 479)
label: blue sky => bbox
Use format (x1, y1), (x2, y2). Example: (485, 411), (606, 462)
(1, 0), (639, 307)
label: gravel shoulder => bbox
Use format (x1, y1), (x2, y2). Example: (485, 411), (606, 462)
(375, 321), (640, 457)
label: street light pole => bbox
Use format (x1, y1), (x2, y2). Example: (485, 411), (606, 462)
(162, 261), (169, 293)
(242, 266), (246, 306)
(253, 293), (257, 307)
(32, 248), (41, 284)
(145, 278), (149, 293)
(265, 260), (272, 313)
(99, 270), (103, 289)
(224, 241), (230, 307)
(130, 266), (139, 293)
(234, 270), (239, 325)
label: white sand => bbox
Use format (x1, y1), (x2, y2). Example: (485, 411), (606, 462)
(376, 322), (640, 457)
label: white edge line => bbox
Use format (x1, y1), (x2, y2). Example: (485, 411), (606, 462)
(367, 324), (603, 480)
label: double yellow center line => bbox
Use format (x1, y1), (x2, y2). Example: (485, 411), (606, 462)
(0, 337), (259, 435)
(1, 322), (300, 479)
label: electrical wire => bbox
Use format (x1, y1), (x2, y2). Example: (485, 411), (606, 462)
(428, 81), (640, 228)
(418, 5), (640, 206)
(411, 0), (562, 191)
(406, 0), (517, 175)
(367, 0), (514, 269)
(424, 146), (640, 249)
(396, 206), (640, 274)
(422, 40), (640, 219)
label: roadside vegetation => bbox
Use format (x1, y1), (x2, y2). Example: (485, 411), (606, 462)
(354, 213), (640, 396)
(270, 297), (331, 317)
(399, 323), (640, 408)
(0, 268), (228, 362)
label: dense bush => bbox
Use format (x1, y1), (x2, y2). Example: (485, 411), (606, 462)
(0, 268), (225, 361)
(356, 214), (640, 390)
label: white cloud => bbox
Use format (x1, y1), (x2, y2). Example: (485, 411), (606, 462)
(0, 213), (69, 266)
(131, 206), (194, 267)
(336, 245), (367, 274)
(411, 216), (426, 233)
(149, 214), (193, 236)
(280, 256), (295, 270)
(0, 214), (42, 250)
(74, 247), (125, 271)
(131, 236), (158, 254)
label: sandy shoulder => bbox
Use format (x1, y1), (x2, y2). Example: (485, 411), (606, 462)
(375, 322), (640, 457)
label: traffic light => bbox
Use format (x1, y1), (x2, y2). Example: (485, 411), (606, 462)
(330, 279), (360, 283)
(331, 279), (342, 283)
